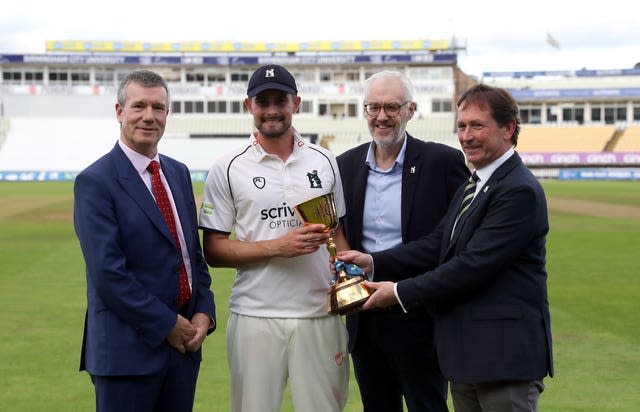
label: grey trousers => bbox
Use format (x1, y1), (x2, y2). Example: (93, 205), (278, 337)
(450, 379), (545, 412)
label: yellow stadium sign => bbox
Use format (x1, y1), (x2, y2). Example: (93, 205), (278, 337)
(46, 39), (451, 53)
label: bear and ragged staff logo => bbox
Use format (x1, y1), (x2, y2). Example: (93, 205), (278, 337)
(306, 170), (322, 188)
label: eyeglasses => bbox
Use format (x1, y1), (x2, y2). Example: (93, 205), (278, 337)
(364, 101), (410, 117)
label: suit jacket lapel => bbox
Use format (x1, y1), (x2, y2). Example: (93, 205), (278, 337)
(111, 144), (175, 245)
(443, 182), (465, 255)
(160, 156), (195, 253)
(445, 152), (523, 251)
(401, 135), (420, 241)
(351, 152), (369, 248)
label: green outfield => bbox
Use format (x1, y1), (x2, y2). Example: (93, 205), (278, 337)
(1, 180), (639, 411)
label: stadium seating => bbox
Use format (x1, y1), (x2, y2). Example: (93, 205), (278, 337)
(0, 117), (9, 149)
(517, 125), (615, 152)
(613, 125), (640, 151)
(0, 117), (118, 171)
(164, 113), (459, 155)
(0, 116), (249, 172)
(8, 115), (635, 174)
(164, 116), (254, 138)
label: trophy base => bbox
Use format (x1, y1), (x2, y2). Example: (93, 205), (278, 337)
(327, 276), (371, 316)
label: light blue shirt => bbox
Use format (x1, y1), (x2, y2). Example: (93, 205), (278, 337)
(361, 137), (407, 258)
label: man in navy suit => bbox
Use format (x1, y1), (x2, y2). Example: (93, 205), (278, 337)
(337, 71), (468, 412)
(338, 84), (553, 412)
(74, 70), (216, 412)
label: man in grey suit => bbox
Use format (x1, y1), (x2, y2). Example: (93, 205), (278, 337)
(337, 70), (468, 412)
(337, 84), (553, 412)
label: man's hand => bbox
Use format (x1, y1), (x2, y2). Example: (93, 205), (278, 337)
(184, 312), (212, 352)
(276, 223), (329, 258)
(362, 281), (398, 309)
(166, 314), (196, 354)
(335, 250), (374, 274)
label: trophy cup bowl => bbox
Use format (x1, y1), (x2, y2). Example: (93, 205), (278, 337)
(294, 192), (371, 316)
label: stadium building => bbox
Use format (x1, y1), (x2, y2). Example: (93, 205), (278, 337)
(484, 69), (640, 179)
(1, 38), (639, 181)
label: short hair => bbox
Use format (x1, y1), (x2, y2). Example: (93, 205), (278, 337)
(457, 84), (521, 146)
(117, 70), (170, 107)
(364, 70), (415, 103)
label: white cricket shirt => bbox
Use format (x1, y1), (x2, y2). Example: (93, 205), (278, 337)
(200, 131), (345, 318)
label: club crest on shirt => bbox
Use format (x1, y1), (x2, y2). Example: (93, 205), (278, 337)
(253, 176), (266, 189)
(334, 351), (345, 367)
(306, 170), (322, 188)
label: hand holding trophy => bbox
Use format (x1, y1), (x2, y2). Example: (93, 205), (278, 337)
(295, 192), (371, 315)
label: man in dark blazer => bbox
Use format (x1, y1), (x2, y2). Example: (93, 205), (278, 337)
(337, 70), (468, 412)
(338, 84), (553, 412)
(74, 70), (216, 412)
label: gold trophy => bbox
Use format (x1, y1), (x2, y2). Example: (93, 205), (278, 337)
(294, 192), (370, 315)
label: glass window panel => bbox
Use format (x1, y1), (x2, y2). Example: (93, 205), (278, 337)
(604, 107), (615, 124)
(348, 103), (357, 117)
(531, 109), (541, 124)
(546, 107), (558, 122)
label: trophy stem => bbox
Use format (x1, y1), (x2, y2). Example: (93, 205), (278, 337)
(327, 236), (337, 258)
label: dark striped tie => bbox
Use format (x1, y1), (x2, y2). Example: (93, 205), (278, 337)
(451, 172), (479, 239)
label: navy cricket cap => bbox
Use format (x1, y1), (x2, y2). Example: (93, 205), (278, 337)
(247, 64), (298, 98)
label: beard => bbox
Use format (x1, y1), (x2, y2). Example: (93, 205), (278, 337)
(256, 116), (291, 139)
(372, 125), (407, 150)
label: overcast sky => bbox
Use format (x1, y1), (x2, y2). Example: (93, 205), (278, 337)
(1, 0), (639, 78)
